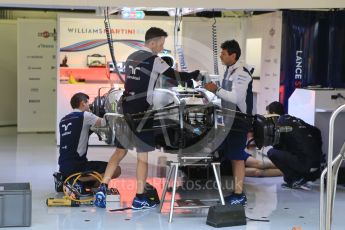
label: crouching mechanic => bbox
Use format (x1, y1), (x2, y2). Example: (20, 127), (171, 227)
(94, 27), (201, 209)
(58, 93), (121, 191)
(266, 101), (323, 189)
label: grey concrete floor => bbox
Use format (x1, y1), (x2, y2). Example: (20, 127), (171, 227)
(1, 126), (345, 230)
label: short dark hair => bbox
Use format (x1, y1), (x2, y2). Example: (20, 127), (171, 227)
(266, 101), (285, 115)
(70, 92), (89, 109)
(145, 27), (168, 42)
(221, 40), (241, 61)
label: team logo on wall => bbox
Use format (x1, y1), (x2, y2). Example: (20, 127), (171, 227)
(38, 29), (57, 40)
(38, 31), (54, 38)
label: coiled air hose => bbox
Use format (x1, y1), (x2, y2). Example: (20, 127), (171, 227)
(63, 171), (103, 203)
(212, 10), (219, 75)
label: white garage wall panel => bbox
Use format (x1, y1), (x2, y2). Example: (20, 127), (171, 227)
(0, 20), (17, 126)
(17, 19), (57, 132)
(182, 17), (244, 77)
(244, 11), (282, 114)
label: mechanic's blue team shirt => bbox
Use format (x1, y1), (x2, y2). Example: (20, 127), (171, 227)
(58, 109), (98, 171)
(124, 47), (170, 113)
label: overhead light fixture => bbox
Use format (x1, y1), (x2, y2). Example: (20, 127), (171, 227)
(122, 9), (145, 19)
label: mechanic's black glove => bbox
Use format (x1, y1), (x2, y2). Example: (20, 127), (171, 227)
(189, 70), (200, 80)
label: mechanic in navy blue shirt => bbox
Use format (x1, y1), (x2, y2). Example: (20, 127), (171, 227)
(59, 93), (121, 182)
(266, 102), (323, 190)
(95, 27), (200, 209)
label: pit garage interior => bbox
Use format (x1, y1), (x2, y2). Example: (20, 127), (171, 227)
(1, 0), (345, 229)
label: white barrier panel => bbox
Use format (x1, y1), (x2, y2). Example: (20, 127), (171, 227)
(17, 19), (57, 132)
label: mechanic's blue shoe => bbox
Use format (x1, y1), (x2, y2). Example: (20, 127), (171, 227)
(94, 191), (106, 208)
(94, 184), (107, 208)
(131, 196), (157, 210)
(224, 192), (247, 206)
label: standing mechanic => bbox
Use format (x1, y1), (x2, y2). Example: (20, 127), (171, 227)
(58, 93), (121, 190)
(95, 27), (200, 209)
(204, 40), (253, 205)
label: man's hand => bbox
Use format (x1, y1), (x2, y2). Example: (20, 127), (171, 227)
(204, 82), (219, 93)
(189, 70), (200, 80)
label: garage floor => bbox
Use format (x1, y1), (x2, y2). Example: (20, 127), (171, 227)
(1, 126), (345, 230)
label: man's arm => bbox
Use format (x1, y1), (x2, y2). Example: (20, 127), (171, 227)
(162, 68), (200, 82)
(153, 56), (200, 82)
(205, 70), (251, 105)
(84, 111), (105, 127)
(93, 117), (106, 127)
